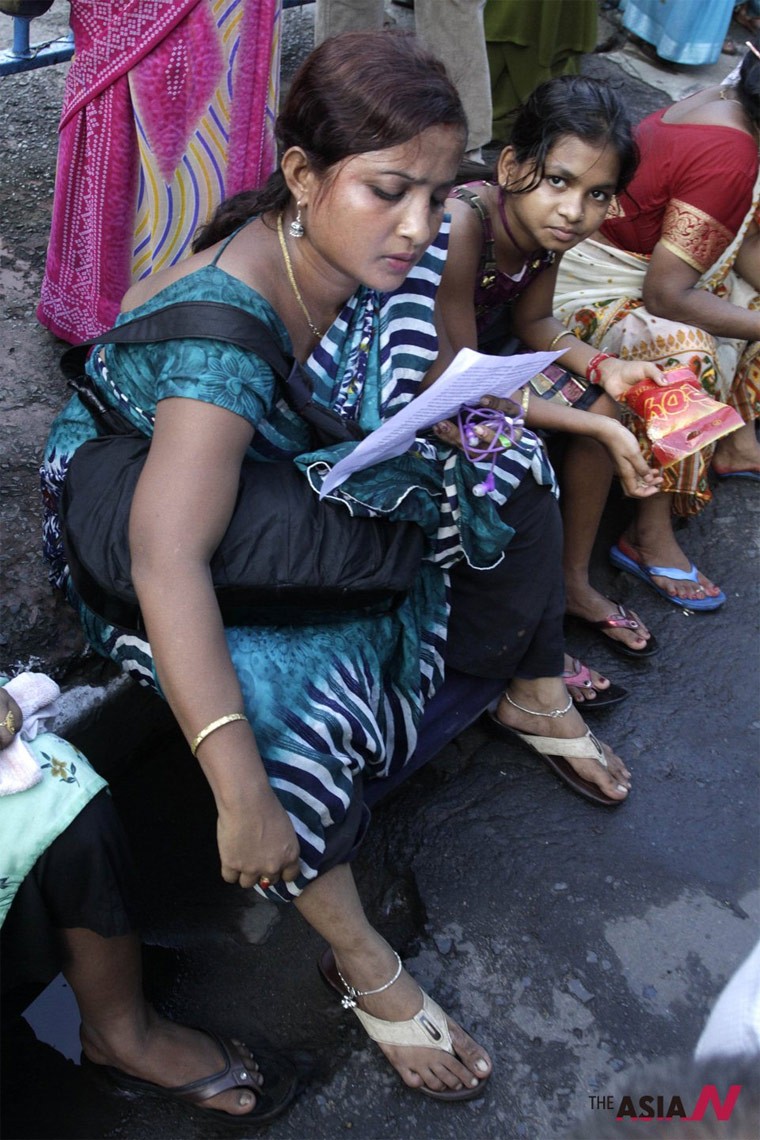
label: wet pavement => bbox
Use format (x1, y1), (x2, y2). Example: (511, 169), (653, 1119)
(1, 4), (759, 1139)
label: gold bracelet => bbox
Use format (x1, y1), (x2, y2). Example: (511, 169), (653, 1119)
(190, 713), (248, 757)
(548, 329), (575, 351)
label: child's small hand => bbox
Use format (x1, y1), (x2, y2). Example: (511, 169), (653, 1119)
(433, 414), (495, 452)
(479, 394), (523, 418)
(433, 418), (465, 448)
(603, 421), (663, 498)
(596, 358), (663, 402)
(433, 416), (494, 452)
(0, 689), (22, 750)
(433, 394), (522, 451)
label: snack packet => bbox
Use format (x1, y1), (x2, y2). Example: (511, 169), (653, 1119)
(622, 367), (743, 467)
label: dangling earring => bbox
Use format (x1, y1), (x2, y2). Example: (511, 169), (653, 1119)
(289, 201), (305, 238)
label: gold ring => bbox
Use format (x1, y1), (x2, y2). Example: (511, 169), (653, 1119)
(1, 709), (17, 735)
(258, 876), (272, 890)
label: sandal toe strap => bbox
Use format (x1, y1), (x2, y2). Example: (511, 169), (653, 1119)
(562, 658), (593, 689)
(171, 1033), (259, 1104)
(352, 992), (454, 1053)
(644, 562), (699, 583)
(517, 728), (608, 769)
(600, 604), (640, 631)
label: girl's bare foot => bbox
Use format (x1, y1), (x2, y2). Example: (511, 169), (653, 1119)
(617, 534), (720, 602)
(562, 653), (612, 703)
(712, 422), (760, 476)
(565, 578), (653, 653)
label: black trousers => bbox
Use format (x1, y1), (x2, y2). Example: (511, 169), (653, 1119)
(445, 477), (565, 681)
(1, 790), (137, 1006)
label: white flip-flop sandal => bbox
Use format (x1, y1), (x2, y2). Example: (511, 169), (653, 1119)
(485, 707), (629, 808)
(318, 948), (489, 1102)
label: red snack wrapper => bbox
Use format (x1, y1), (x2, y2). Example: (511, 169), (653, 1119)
(622, 366), (743, 467)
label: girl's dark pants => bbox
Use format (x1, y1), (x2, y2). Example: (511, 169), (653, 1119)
(446, 476), (565, 681)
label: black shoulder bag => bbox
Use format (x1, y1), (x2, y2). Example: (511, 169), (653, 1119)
(59, 301), (425, 633)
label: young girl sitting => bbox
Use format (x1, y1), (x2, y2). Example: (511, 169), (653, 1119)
(433, 75), (665, 660)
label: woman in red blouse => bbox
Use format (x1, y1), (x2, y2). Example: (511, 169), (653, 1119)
(554, 45), (760, 611)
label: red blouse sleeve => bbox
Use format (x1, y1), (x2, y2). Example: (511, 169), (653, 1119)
(602, 115), (758, 273)
(660, 131), (757, 271)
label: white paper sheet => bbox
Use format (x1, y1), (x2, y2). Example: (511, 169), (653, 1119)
(319, 347), (562, 496)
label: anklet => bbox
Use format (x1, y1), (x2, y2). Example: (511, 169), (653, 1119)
(503, 691), (573, 719)
(336, 951), (403, 1010)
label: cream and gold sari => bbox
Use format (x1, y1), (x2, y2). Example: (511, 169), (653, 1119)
(553, 160), (760, 516)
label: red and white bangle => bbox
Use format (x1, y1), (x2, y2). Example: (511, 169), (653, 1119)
(585, 352), (614, 385)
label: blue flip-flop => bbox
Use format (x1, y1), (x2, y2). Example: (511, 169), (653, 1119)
(713, 468), (760, 482)
(609, 544), (726, 612)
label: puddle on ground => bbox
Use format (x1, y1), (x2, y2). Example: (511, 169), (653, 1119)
(22, 972), (81, 1062)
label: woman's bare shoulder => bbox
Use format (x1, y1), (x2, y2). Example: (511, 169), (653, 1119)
(663, 87), (755, 137)
(120, 247), (217, 315)
(120, 218), (275, 317)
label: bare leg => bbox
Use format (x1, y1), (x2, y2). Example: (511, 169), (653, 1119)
(61, 928), (260, 1116)
(294, 864), (492, 1095)
(712, 421), (760, 474)
(562, 421), (652, 652)
(620, 494), (721, 601)
(494, 676), (631, 801)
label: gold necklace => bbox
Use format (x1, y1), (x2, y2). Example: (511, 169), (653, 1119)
(718, 86), (760, 142)
(276, 213), (324, 339)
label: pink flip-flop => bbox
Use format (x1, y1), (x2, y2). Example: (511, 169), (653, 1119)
(566, 602), (659, 659)
(562, 658), (628, 711)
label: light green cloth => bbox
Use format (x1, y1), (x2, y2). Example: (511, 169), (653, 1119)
(0, 723), (107, 928)
(484, 0), (598, 140)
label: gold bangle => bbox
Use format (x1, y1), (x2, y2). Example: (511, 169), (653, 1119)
(190, 713), (248, 757)
(548, 329), (575, 351)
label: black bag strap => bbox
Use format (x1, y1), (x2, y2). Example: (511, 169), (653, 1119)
(60, 301), (363, 445)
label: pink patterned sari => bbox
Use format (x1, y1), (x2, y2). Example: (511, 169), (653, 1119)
(38, 0), (281, 344)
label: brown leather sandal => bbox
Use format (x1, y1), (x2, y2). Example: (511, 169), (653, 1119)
(83, 1030), (298, 1127)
